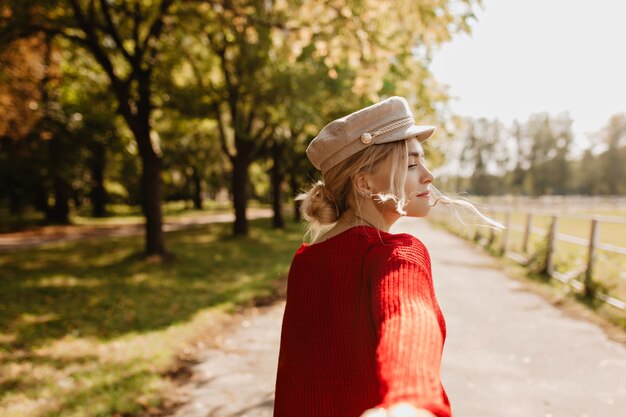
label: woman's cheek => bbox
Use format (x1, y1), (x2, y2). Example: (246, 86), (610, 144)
(405, 170), (418, 192)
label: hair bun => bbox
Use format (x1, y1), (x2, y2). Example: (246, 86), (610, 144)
(296, 180), (339, 225)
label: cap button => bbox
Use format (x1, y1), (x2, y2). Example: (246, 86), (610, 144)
(360, 132), (373, 144)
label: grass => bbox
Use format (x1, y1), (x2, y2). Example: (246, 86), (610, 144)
(484, 247), (626, 344)
(0, 200), (238, 232)
(502, 211), (626, 247)
(482, 210), (626, 302)
(0, 215), (305, 417)
(428, 207), (626, 332)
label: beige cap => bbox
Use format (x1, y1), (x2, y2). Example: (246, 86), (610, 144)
(306, 96), (435, 174)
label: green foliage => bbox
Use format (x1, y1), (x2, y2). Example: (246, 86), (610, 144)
(0, 216), (305, 416)
(1, 0), (486, 231)
(442, 111), (626, 197)
(525, 237), (550, 278)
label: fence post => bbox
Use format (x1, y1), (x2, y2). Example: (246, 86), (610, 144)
(543, 216), (559, 276)
(500, 211), (510, 255)
(584, 219), (599, 298)
(488, 212), (496, 246)
(522, 213), (532, 253)
(487, 227), (496, 247)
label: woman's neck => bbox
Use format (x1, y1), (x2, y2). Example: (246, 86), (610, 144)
(340, 206), (399, 233)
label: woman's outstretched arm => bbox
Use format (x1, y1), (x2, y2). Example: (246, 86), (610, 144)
(363, 241), (450, 417)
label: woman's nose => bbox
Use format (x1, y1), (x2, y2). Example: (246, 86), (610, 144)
(421, 167), (435, 184)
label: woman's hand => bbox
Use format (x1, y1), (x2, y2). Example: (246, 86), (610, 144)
(360, 402), (437, 417)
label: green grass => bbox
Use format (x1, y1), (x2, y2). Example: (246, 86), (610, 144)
(0, 200), (240, 232)
(504, 212), (626, 248)
(483, 210), (626, 300)
(429, 207), (626, 331)
(71, 202), (234, 226)
(0, 216), (305, 417)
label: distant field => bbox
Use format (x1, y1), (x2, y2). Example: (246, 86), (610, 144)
(431, 199), (626, 310)
(488, 209), (626, 302)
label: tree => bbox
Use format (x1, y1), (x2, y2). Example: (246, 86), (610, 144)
(526, 113), (556, 195)
(2, 0), (178, 256)
(546, 113), (574, 195)
(0, 32), (84, 223)
(455, 117), (507, 195)
(0, 34), (48, 215)
(508, 120), (528, 194)
(193, 0), (483, 235)
(2, 0), (484, 238)
(599, 113), (626, 194)
(575, 149), (601, 195)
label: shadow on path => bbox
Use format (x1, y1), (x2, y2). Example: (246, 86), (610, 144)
(0, 208), (273, 251)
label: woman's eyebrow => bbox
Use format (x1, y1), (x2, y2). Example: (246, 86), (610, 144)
(408, 151), (423, 157)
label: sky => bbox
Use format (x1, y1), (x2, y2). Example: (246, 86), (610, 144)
(430, 0), (626, 156)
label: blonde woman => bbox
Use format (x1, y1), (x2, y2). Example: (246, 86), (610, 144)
(273, 96), (452, 417)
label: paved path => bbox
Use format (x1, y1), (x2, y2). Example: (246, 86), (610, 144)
(171, 217), (626, 417)
(170, 304), (283, 417)
(0, 208), (273, 251)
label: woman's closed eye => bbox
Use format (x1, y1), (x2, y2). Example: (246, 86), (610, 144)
(408, 147), (428, 169)
(408, 158), (423, 169)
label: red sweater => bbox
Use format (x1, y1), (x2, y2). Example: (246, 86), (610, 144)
(273, 226), (450, 417)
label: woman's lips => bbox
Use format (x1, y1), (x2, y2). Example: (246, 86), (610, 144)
(416, 192), (430, 198)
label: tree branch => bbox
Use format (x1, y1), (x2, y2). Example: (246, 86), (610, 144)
(209, 34), (237, 102)
(98, 0), (133, 63)
(185, 50), (223, 100)
(251, 124), (277, 160)
(212, 102), (235, 161)
(0, 23), (89, 48)
(139, 0), (175, 69)
(67, 0), (121, 88)
(245, 105), (256, 134)
(57, 30), (90, 47)
(132, 2), (141, 54)
(87, 0), (96, 26)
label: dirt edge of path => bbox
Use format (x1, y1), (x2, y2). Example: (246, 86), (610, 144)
(136, 279), (287, 417)
(427, 221), (626, 347)
(494, 249), (626, 347)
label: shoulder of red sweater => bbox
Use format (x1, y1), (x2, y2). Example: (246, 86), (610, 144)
(363, 231), (430, 269)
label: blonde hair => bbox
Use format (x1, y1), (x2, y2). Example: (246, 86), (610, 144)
(296, 139), (504, 243)
(296, 140), (408, 243)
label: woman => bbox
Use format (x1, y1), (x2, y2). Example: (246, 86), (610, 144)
(273, 96), (452, 417)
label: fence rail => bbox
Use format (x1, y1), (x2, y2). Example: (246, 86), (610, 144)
(430, 206), (626, 311)
(506, 223), (626, 256)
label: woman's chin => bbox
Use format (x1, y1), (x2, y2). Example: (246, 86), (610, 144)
(405, 204), (430, 218)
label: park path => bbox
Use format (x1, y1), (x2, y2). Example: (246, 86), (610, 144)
(0, 208), (273, 251)
(169, 217), (626, 417)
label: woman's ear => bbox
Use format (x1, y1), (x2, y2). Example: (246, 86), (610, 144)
(353, 172), (373, 195)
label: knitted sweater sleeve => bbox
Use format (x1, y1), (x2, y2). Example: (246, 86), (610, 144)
(367, 237), (450, 417)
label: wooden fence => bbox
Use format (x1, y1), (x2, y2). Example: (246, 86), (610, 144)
(429, 206), (626, 311)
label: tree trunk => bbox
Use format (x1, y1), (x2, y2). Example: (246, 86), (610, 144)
(7, 178), (22, 215)
(47, 132), (70, 224)
(1, 137), (22, 215)
(139, 148), (166, 255)
(271, 141), (284, 229)
(33, 180), (50, 217)
(72, 187), (83, 209)
(48, 177), (70, 223)
(290, 173), (301, 222)
(232, 155), (249, 235)
(6, 167), (23, 216)
(90, 141), (107, 217)
(121, 71), (167, 257)
(192, 167), (203, 210)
